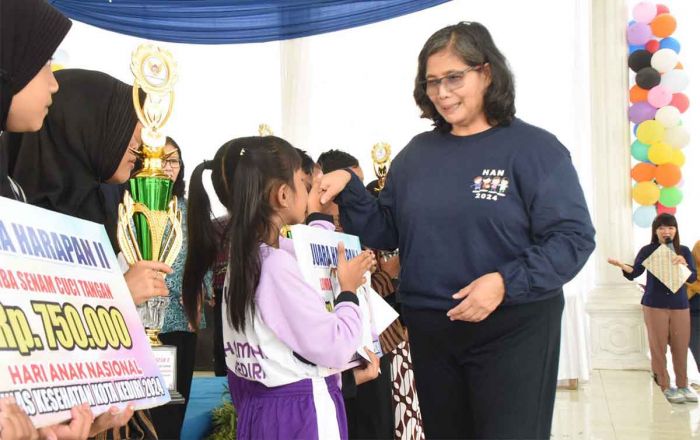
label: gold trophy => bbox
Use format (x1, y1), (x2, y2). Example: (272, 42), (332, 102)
(258, 123), (274, 136)
(117, 44), (182, 346)
(371, 142), (391, 192)
(371, 142), (399, 262)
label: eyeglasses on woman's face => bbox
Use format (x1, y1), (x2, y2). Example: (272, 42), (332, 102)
(163, 158), (180, 169)
(423, 65), (482, 97)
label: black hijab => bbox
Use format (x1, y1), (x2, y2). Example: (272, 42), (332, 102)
(0, 0), (71, 199)
(1, 69), (139, 241)
(0, 0), (71, 131)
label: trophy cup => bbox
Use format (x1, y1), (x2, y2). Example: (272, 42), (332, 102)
(371, 142), (391, 192)
(258, 123), (274, 136)
(117, 44), (182, 347)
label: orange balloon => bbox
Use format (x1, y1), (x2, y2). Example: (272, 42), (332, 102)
(631, 163), (656, 182)
(651, 14), (677, 38)
(630, 85), (648, 103)
(654, 163), (681, 187)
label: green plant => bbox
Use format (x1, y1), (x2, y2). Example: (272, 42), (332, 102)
(207, 399), (237, 440)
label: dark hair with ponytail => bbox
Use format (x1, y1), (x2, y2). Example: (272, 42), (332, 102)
(182, 136), (301, 331)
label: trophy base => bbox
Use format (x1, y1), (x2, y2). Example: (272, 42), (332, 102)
(146, 328), (162, 346)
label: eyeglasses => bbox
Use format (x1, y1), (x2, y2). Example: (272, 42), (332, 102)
(163, 158), (181, 169)
(423, 65), (482, 97)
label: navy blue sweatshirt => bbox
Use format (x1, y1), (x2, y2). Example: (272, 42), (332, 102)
(336, 118), (596, 311)
(624, 243), (697, 309)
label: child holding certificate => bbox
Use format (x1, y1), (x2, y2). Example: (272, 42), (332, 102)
(183, 136), (374, 439)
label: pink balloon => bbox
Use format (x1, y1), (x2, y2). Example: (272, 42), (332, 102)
(670, 93), (689, 113)
(647, 85), (672, 107)
(628, 22), (652, 45)
(633, 3), (657, 24)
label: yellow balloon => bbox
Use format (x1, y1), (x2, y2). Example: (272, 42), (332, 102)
(637, 120), (665, 145)
(51, 63), (64, 72)
(632, 181), (660, 206)
(647, 142), (673, 165)
(669, 148), (685, 167)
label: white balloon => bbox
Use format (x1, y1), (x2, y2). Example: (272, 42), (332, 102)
(651, 49), (678, 74)
(660, 69), (689, 93)
(664, 125), (690, 148)
(655, 106), (681, 128)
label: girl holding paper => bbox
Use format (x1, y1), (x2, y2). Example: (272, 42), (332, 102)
(608, 213), (697, 404)
(183, 136), (374, 440)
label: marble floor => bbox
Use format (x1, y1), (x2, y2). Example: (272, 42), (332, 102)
(552, 370), (700, 439)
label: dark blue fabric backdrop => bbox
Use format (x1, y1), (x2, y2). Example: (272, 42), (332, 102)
(50, 0), (450, 44)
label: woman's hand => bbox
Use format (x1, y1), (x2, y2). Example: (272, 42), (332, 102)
(352, 347), (380, 386)
(672, 255), (688, 266)
(607, 257), (623, 268)
(38, 404), (93, 440)
(124, 261), (172, 305)
(86, 405), (134, 438)
(607, 257), (633, 273)
(319, 170), (352, 204)
(336, 243), (374, 293)
(447, 272), (506, 323)
(0, 397), (38, 440)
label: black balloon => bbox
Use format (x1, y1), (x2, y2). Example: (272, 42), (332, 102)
(635, 67), (661, 89)
(628, 50), (652, 72)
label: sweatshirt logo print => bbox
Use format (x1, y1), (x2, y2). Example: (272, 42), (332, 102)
(472, 169), (509, 201)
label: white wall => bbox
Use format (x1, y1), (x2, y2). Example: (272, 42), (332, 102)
(56, 0), (592, 219)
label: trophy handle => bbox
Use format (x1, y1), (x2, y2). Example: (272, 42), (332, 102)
(117, 193), (143, 265)
(117, 193), (183, 266)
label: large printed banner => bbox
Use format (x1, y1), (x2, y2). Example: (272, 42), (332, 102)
(0, 198), (170, 427)
(290, 225), (398, 370)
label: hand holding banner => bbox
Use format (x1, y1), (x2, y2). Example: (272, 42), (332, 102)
(290, 224), (399, 370)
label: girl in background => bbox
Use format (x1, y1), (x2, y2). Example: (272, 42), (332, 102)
(608, 213), (697, 404)
(155, 136), (213, 403)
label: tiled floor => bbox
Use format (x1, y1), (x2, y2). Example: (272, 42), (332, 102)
(552, 370), (700, 439)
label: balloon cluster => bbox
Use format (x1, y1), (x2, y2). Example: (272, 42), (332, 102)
(628, 2), (689, 228)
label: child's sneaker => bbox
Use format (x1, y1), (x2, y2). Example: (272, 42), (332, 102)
(664, 388), (685, 404)
(678, 387), (698, 403)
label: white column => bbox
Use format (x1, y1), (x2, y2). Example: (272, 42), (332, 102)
(279, 38), (312, 148)
(585, 0), (649, 370)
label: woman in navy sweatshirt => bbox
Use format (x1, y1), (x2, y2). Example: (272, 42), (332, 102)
(319, 21), (595, 439)
(608, 213), (697, 404)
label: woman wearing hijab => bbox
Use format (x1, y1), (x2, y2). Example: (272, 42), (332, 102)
(2, 68), (172, 440)
(0, 0), (71, 200)
(0, 2), (126, 439)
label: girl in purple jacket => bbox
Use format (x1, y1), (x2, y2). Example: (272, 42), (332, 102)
(182, 136), (373, 439)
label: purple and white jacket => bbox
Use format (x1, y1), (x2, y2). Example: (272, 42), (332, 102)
(222, 220), (362, 387)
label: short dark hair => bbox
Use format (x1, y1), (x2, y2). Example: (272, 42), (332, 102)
(295, 148), (315, 176)
(414, 21), (516, 133)
(317, 149), (359, 173)
(651, 213), (680, 254)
